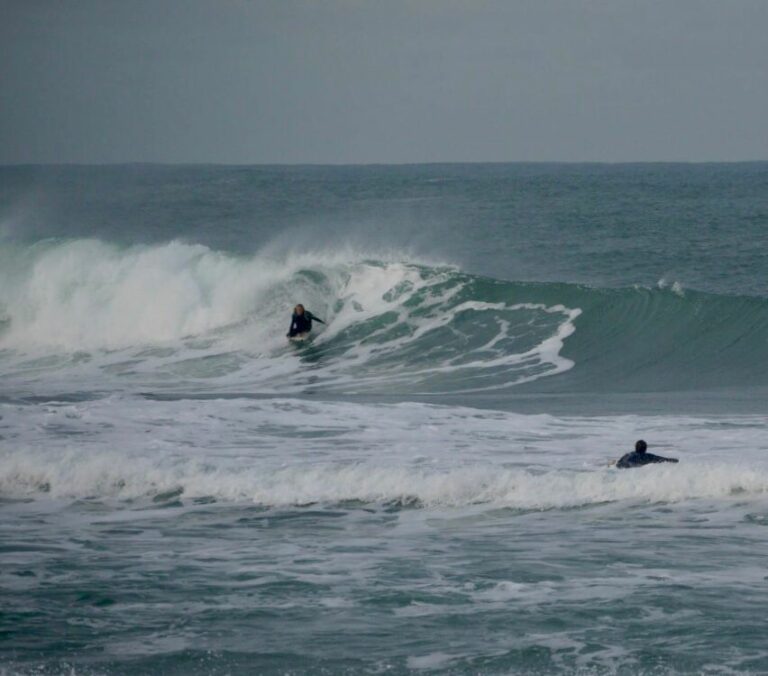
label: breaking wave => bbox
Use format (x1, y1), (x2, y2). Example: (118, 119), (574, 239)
(2, 447), (767, 509)
(1, 238), (767, 395)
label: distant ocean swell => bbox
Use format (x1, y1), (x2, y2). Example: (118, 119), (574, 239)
(1, 238), (767, 395)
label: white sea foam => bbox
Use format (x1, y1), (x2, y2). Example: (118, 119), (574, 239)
(0, 239), (330, 350)
(657, 277), (686, 297)
(3, 396), (768, 508)
(3, 447), (767, 508)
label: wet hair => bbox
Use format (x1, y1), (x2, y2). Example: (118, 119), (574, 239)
(635, 439), (648, 453)
(295, 304), (305, 313)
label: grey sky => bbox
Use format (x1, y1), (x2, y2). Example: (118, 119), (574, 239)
(1, 0), (766, 163)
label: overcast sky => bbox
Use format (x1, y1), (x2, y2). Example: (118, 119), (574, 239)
(1, 0), (766, 164)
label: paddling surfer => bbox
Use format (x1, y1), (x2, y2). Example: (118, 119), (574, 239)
(616, 440), (678, 469)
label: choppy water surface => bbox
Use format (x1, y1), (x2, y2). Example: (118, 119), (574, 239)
(2, 163), (768, 675)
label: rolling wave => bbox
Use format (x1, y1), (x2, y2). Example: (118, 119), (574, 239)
(2, 446), (767, 509)
(1, 238), (767, 395)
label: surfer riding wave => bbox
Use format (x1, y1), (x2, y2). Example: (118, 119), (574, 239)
(287, 304), (325, 339)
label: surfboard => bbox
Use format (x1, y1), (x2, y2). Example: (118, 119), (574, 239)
(288, 332), (311, 344)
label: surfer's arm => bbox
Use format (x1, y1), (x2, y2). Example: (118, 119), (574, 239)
(287, 316), (297, 337)
(308, 312), (325, 325)
(648, 453), (678, 464)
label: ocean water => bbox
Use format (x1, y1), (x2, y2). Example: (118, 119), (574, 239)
(2, 163), (768, 675)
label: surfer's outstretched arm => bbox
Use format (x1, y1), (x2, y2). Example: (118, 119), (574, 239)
(647, 453), (678, 464)
(308, 312), (325, 324)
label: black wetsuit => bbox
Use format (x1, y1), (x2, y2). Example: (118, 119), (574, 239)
(287, 311), (325, 338)
(616, 451), (678, 469)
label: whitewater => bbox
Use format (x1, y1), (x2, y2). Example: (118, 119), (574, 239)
(2, 163), (768, 675)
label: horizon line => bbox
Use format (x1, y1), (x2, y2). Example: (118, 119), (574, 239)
(2, 159), (768, 169)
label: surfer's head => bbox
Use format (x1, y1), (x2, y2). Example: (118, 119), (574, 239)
(635, 439), (647, 454)
(294, 304), (305, 315)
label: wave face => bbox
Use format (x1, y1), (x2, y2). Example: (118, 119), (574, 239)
(1, 238), (768, 396)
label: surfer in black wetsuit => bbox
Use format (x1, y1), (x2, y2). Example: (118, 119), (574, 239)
(287, 304), (325, 338)
(616, 440), (678, 469)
